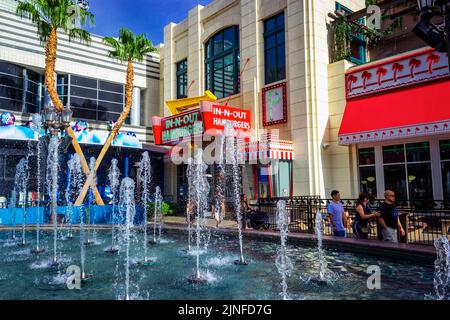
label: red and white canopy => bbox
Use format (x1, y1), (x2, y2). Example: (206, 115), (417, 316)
(339, 48), (450, 145)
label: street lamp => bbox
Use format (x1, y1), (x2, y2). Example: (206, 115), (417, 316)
(61, 105), (73, 127)
(43, 104), (73, 135)
(413, 0), (450, 70)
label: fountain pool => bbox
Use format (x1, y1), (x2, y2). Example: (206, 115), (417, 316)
(0, 227), (434, 300)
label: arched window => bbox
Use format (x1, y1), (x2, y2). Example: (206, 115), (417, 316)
(205, 26), (240, 99)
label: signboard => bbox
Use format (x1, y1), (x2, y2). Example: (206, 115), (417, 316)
(345, 48), (449, 100)
(153, 104), (252, 146)
(152, 109), (203, 145)
(200, 102), (251, 135)
(262, 82), (287, 126)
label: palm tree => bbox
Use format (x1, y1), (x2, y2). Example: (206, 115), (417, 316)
(16, 1), (101, 217)
(74, 28), (156, 205)
(16, 0), (94, 112)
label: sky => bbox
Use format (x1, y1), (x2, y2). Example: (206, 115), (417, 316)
(85, 0), (212, 45)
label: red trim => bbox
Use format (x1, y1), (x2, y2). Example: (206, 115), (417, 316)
(267, 163), (273, 198)
(262, 81), (288, 126)
(346, 47), (435, 75)
(339, 80), (450, 144)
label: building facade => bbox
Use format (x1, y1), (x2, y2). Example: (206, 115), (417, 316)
(160, 0), (450, 203)
(160, 0), (367, 203)
(0, 0), (164, 204)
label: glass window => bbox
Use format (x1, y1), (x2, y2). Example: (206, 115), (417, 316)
(98, 91), (123, 103)
(406, 142), (430, 162)
(72, 108), (97, 120)
(0, 85), (23, 101)
(264, 12), (286, 85)
(69, 75), (124, 122)
(0, 97), (22, 111)
(97, 111), (120, 122)
(359, 148), (375, 165)
(442, 162), (450, 201)
(70, 96), (97, 110)
(176, 59), (188, 99)
(384, 164), (407, 199)
(359, 166), (377, 198)
(408, 163), (433, 199)
(440, 140), (450, 160)
(70, 85), (97, 99)
(205, 26), (240, 99)
(99, 80), (123, 93)
(0, 73), (22, 88)
(213, 32), (224, 56)
(70, 75), (97, 89)
(97, 101), (122, 113)
(383, 145), (405, 163)
(0, 61), (23, 77)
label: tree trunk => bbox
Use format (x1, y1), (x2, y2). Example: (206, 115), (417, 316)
(75, 60), (135, 206)
(45, 28), (104, 215)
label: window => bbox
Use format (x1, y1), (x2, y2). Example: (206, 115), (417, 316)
(25, 69), (42, 114)
(358, 148), (377, 198)
(0, 61), (24, 112)
(440, 140), (450, 201)
(382, 143), (433, 200)
(264, 12), (286, 84)
(335, 2), (367, 65)
(176, 59), (188, 99)
(205, 26), (240, 99)
(69, 75), (124, 122)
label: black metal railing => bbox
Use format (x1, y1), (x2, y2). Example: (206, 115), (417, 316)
(256, 197), (450, 246)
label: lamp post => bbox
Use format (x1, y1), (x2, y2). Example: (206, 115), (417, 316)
(414, 0), (450, 72)
(43, 104), (73, 135)
(42, 104), (73, 228)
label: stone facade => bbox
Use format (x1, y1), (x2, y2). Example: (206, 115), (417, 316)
(160, 0), (366, 200)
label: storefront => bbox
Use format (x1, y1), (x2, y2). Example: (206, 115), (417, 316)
(338, 48), (450, 201)
(0, 115), (165, 206)
(152, 100), (295, 203)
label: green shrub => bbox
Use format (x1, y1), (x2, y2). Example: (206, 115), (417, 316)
(146, 201), (177, 216)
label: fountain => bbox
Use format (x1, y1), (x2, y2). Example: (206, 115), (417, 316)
(31, 114), (45, 254)
(65, 157), (75, 240)
(138, 151), (152, 265)
(71, 154), (91, 282)
(275, 200), (293, 300)
(119, 177), (136, 300)
(46, 135), (60, 267)
(316, 210), (327, 281)
(105, 159), (120, 254)
(84, 157), (96, 246)
(225, 124), (247, 266)
(187, 148), (210, 284)
(154, 186), (163, 243)
(213, 134), (225, 227)
(432, 236), (450, 300)
(303, 210), (337, 285)
(18, 142), (32, 247)
(18, 157), (29, 247)
(9, 159), (26, 241)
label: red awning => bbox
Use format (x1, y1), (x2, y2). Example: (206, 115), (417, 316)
(338, 80), (450, 145)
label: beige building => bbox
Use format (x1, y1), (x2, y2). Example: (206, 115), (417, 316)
(160, 0), (366, 201)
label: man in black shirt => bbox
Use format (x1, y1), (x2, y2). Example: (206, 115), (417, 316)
(377, 190), (405, 243)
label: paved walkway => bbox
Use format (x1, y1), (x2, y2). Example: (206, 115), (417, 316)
(0, 216), (436, 256)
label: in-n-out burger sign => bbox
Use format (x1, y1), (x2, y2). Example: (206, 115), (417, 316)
(200, 101), (251, 135)
(152, 103), (251, 145)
